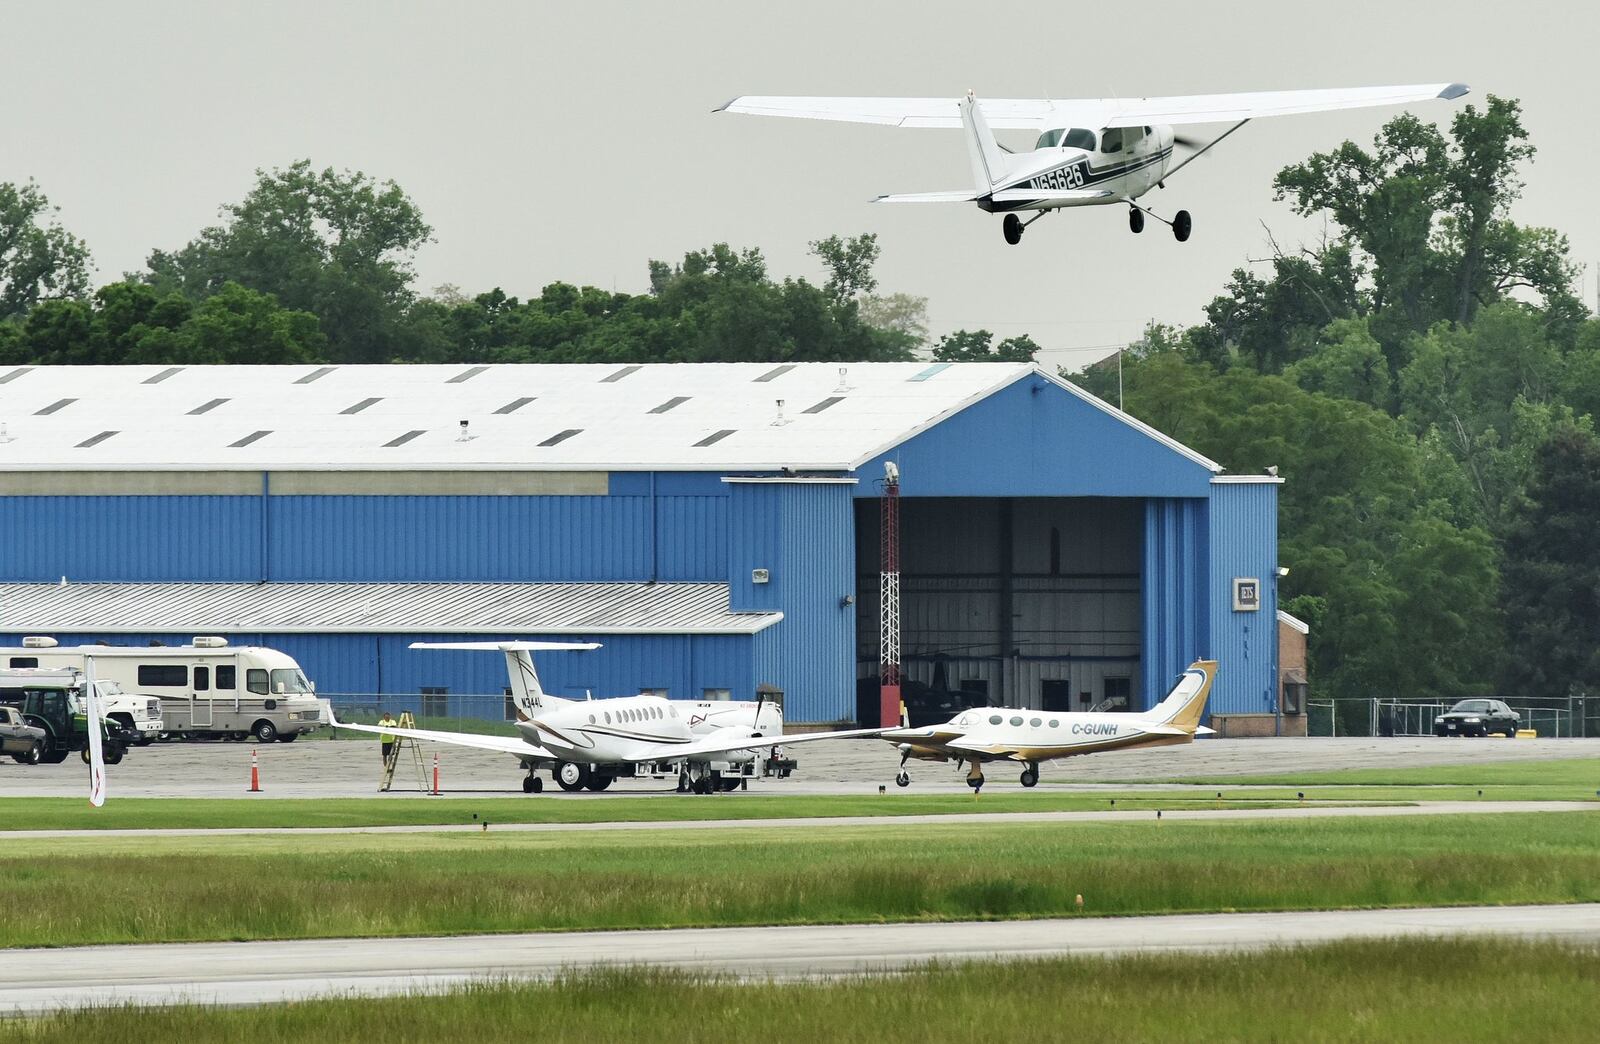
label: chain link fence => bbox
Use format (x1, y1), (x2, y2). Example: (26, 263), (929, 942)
(1307, 697), (1599, 739)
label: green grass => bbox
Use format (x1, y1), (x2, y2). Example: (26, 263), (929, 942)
(13, 938), (1600, 1042)
(0, 792), (1357, 831)
(1, 813), (1595, 948)
(1146, 755), (1600, 789)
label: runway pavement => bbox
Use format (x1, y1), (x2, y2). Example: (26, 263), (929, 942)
(2, 904), (1595, 1013)
(0, 800), (1594, 841)
(1, 735), (1594, 799)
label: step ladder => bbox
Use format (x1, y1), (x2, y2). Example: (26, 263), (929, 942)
(379, 712), (430, 792)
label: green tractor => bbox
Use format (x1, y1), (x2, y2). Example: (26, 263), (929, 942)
(0, 669), (139, 766)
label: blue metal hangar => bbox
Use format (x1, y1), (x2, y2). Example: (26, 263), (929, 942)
(0, 362), (1279, 726)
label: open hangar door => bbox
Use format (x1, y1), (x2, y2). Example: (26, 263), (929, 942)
(855, 497), (1142, 724)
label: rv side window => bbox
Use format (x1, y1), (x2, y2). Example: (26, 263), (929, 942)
(194, 666), (210, 692)
(9, 657), (38, 668)
(216, 665), (236, 690)
(246, 669), (269, 695)
(137, 664), (188, 687)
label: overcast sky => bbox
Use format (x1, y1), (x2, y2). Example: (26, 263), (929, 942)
(3, 1), (1592, 370)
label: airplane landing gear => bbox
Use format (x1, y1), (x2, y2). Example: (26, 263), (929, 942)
(1019, 763), (1039, 788)
(522, 773), (543, 794)
(1172, 209), (1192, 242)
(1129, 207), (1144, 234)
(895, 770), (911, 788)
(965, 761), (986, 793)
(1003, 213), (1023, 245)
(554, 761), (589, 792)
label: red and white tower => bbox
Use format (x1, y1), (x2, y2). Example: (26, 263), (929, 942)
(879, 460), (902, 727)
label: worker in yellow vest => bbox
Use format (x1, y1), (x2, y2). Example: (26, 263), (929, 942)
(377, 712), (398, 764)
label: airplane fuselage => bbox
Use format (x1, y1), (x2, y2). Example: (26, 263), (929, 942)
(980, 125), (1175, 213)
(516, 695), (779, 767)
(885, 707), (1190, 764)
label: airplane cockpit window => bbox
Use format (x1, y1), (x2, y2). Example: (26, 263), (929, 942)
(988, 714), (1003, 725)
(1101, 127), (1124, 154)
(1123, 126), (1145, 149)
(1062, 128), (1097, 151)
(1034, 128), (1064, 149)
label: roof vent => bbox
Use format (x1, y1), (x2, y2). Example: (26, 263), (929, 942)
(456, 419), (477, 442)
(835, 366), (852, 392)
(771, 399), (790, 427)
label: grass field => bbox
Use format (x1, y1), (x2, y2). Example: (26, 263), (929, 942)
(1, 812), (1595, 948)
(13, 937), (1600, 1042)
(1146, 755), (1600, 789)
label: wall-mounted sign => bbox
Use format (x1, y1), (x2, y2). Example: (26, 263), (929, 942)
(1233, 577), (1260, 612)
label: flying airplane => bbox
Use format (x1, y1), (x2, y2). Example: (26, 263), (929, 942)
(330, 642), (884, 794)
(717, 84), (1468, 244)
(881, 659), (1217, 790)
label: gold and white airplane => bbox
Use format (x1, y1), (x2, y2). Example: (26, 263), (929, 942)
(331, 642), (885, 794)
(717, 83), (1467, 244)
(881, 660), (1217, 790)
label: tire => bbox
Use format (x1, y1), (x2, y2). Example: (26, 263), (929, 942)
(1505, 726), (1517, 738)
(104, 745), (124, 766)
(41, 748), (69, 764)
(719, 777), (741, 792)
(1129, 208), (1144, 234)
(1172, 209), (1192, 242)
(585, 774), (614, 792)
(522, 775), (540, 794)
(554, 762), (589, 792)
(1019, 767), (1039, 788)
(231, 732), (249, 742)
(252, 720), (279, 744)
(277, 732), (299, 743)
(1002, 213), (1023, 245)
(895, 771), (910, 788)
(15, 740), (43, 765)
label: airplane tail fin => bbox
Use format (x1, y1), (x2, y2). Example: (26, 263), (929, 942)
(408, 641), (600, 720)
(959, 91), (1010, 194)
(1146, 660), (1218, 734)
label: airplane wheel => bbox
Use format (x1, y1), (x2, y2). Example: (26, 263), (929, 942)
(1019, 767), (1039, 788)
(895, 771), (910, 788)
(719, 778), (741, 792)
(554, 761), (589, 792)
(522, 774), (543, 794)
(1002, 214), (1023, 245)
(585, 774), (614, 792)
(1172, 210), (1192, 242)
(1129, 208), (1144, 234)
(966, 774), (985, 791)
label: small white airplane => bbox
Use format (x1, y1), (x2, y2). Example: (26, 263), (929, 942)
(717, 84), (1468, 244)
(881, 660), (1217, 790)
(330, 642), (884, 794)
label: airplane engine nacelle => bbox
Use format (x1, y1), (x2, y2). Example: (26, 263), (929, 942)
(898, 742), (950, 763)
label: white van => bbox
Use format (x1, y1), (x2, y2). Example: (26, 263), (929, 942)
(0, 661), (162, 743)
(2, 637), (326, 743)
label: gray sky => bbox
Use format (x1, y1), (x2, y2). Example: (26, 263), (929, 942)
(4, 1), (1592, 370)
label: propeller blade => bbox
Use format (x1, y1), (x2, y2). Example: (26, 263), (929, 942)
(1173, 134), (1205, 149)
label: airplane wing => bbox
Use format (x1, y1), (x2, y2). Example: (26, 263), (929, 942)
(625, 725), (888, 764)
(329, 709), (554, 759)
(718, 84), (1467, 130)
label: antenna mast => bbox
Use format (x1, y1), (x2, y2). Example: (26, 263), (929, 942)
(879, 461), (902, 727)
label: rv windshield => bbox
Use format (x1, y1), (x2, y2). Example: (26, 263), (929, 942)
(270, 668), (313, 694)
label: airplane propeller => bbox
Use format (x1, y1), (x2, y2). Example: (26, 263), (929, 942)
(1173, 133), (1206, 150)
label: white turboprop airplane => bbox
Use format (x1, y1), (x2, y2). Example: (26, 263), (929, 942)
(880, 659), (1217, 790)
(717, 84), (1468, 244)
(330, 642), (884, 794)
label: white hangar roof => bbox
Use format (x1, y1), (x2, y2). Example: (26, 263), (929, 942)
(0, 361), (1215, 472)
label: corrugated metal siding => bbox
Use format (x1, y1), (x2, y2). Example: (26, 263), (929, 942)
(1142, 499), (1209, 711)
(0, 631), (754, 705)
(730, 482), (856, 722)
(654, 496), (728, 581)
(266, 496), (651, 581)
(854, 378), (1215, 499)
(1206, 483), (1279, 716)
(0, 496), (261, 581)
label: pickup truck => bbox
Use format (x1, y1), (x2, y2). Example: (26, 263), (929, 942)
(0, 705), (47, 764)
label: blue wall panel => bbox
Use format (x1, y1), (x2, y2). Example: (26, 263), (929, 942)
(266, 496), (651, 581)
(729, 481), (857, 722)
(854, 377), (1215, 499)
(1206, 482), (1280, 716)
(1140, 498), (1209, 711)
(654, 496), (728, 581)
(0, 496), (261, 582)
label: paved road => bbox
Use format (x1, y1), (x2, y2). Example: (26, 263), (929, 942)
(2, 736), (1593, 799)
(2, 904), (1595, 1013)
(0, 800), (1593, 841)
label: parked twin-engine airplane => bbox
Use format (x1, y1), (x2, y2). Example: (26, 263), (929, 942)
(717, 83), (1468, 244)
(880, 660), (1218, 790)
(330, 642), (884, 794)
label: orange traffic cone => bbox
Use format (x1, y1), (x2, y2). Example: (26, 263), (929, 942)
(248, 748), (262, 793)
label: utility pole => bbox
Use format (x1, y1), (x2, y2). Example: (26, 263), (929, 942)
(879, 461), (902, 728)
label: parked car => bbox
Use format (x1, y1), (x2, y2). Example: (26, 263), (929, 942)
(0, 705), (48, 764)
(1434, 699), (1519, 738)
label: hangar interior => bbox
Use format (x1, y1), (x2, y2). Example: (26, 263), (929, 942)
(855, 497), (1142, 719)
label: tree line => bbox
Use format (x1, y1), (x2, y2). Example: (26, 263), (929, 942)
(3, 96), (1597, 702)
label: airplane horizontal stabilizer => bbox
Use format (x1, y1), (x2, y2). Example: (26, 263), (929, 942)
(1194, 725), (1216, 736)
(987, 189), (1113, 204)
(871, 191), (980, 204)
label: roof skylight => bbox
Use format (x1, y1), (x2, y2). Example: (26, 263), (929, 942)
(448, 366), (489, 383)
(494, 397), (535, 415)
(384, 430), (426, 447)
(0, 367), (33, 384)
(602, 365), (643, 383)
(754, 364), (795, 382)
(649, 396), (690, 414)
(76, 431), (118, 448)
(230, 430), (271, 448)
(340, 397), (384, 415)
(188, 398), (230, 416)
(694, 429), (735, 447)
(35, 398), (76, 416)
(538, 428), (582, 447)
(142, 367), (184, 385)
(294, 367), (337, 385)
(803, 396), (844, 414)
